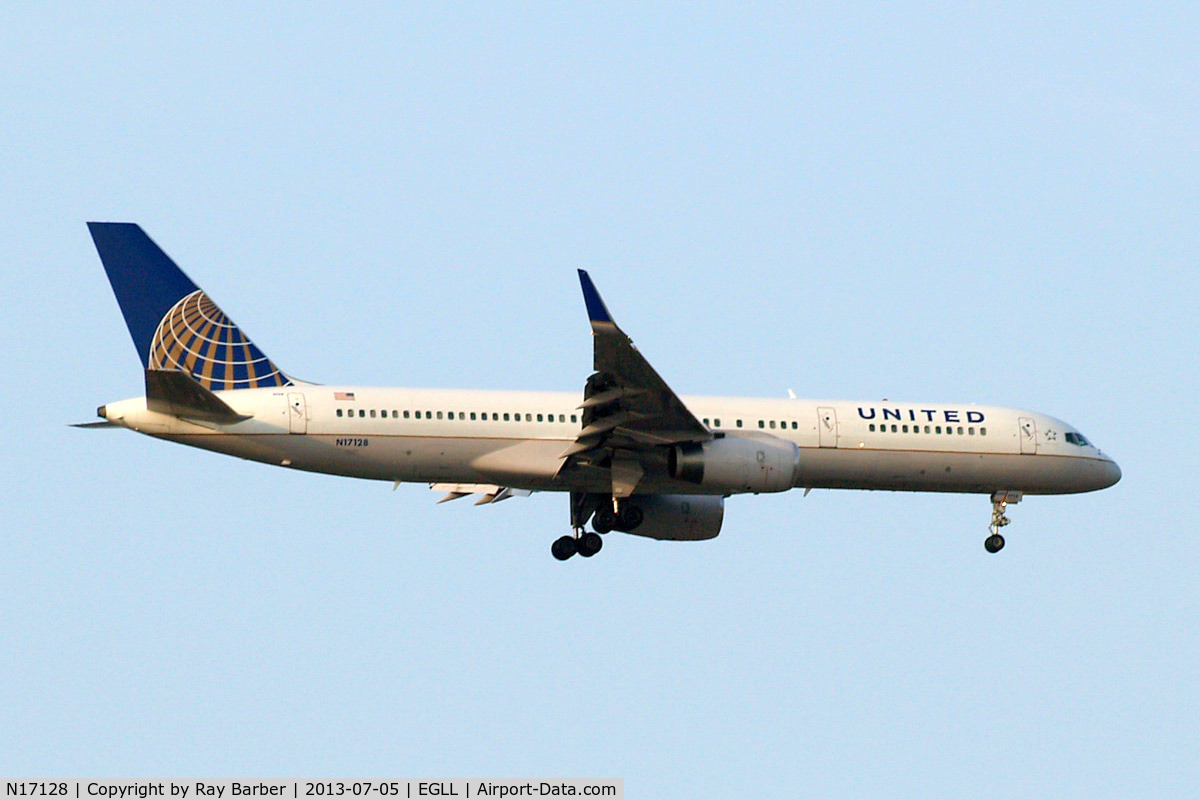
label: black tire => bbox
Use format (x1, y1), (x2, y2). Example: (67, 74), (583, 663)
(593, 507), (616, 534)
(984, 534), (1005, 553)
(578, 532), (604, 558)
(552, 535), (578, 561)
(619, 504), (644, 531)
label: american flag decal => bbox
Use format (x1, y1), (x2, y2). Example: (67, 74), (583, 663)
(334, 391), (356, 401)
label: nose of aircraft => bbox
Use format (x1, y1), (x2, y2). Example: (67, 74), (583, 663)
(1101, 457), (1122, 488)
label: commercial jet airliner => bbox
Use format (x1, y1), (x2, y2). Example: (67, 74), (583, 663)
(80, 223), (1120, 559)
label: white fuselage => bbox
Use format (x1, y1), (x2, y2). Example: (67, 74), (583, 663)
(100, 386), (1121, 497)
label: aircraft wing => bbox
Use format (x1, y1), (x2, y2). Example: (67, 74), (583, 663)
(428, 483), (532, 505)
(561, 272), (712, 483)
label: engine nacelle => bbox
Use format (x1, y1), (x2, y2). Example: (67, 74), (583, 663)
(624, 494), (725, 541)
(668, 435), (799, 494)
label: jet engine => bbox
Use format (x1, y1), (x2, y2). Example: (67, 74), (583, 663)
(668, 435), (799, 494)
(622, 494), (725, 541)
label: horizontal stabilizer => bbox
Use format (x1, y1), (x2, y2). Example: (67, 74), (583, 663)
(70, 420), (119, 429)
(145, 369), (250, 423)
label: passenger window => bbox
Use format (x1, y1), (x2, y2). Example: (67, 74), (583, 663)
(503, 413), (510, 421)
(758, 420), (765, 429)
(537, 414), (544, 422)
(769, 420), (776, 429)
(981, 427), (987, 436)
(869, 423), (875, 432)
(403, 410), (410, 419)
(436, 411), (442, 419)
(336, 409), (343, 418)
(791, 421), (798, 430)
(957, 426), (964, 435)
(525, 413), (532, 422)
(969, 427), (975, 435)
(570, 414), (578, 423)
(559, 414), (565, 422)
(891, 424), (897, 432)
(703, 418), (710, 426)
(737, 419), (743, 428)
(359, 409), (366, 418)
(714, 418), (721, 428)
(935, 425), (941, 434)
(902, 424), (908, 433)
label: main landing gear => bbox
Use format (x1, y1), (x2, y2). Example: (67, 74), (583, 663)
(985, 491), (1022, 553)
(552, 494), (644, 561)
(552, 531), (603, 561)
(591, 503), (643, 534)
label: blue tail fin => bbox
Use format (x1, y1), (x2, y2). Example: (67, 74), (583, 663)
(88, 222), (291, 391)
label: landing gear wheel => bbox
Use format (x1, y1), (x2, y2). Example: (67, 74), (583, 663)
(618, 504), (644, 531)
(552, 535), (578, 561)
(985, 534), (1006, 553)
(593, 507), (616, 534)
(577, 532), (603, 557)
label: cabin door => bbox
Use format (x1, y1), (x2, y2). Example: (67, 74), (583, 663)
(288, 392), (308, 434)
(818, 407), (838, 448)
(1019, 416), (1037, 454)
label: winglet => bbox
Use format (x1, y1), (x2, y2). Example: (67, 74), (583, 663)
(577, 270), (614, 324)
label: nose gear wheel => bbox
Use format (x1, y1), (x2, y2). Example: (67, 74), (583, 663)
(985, 491), (1021, 553)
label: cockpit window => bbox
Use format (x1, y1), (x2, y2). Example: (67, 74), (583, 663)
(1064, 432), (1091, 447)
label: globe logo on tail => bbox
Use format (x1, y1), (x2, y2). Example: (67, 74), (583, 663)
(148, 290), (289, 391)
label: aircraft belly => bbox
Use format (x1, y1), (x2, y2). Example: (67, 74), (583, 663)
(167, 434), (524, 484)
(470, 439), (571, 487)
(163, 434), (1108, 495)
(795, 448), (1110, 494)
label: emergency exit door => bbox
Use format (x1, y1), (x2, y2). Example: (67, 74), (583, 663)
(818, 407), (838, 448)
(1019, 416), (1037, 454)
(288, 393), (307, 434)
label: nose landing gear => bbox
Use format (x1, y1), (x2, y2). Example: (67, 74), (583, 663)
(985, 491), (1022, 553)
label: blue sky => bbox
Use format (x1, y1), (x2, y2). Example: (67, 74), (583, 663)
(2, 3), (1197, 796)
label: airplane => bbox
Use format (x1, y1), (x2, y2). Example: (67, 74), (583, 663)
(79, 222), (1121, 560)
